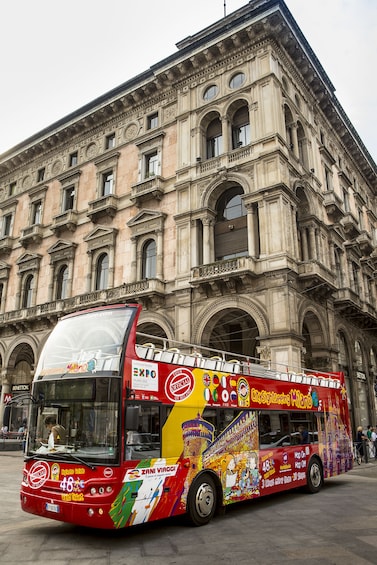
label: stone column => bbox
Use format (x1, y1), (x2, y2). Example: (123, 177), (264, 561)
(202, 217), (214, 264)
(129, 236), (137, 282)
(0, 371), (11, 426)
(246, 205), (257, 257)
(156, 229), (163, 279)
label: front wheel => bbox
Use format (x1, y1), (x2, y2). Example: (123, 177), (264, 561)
(187, 474), (217, 526)
(305, 457), (323, 493)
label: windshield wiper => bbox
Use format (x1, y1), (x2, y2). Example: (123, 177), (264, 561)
(57, 452), (97, 471)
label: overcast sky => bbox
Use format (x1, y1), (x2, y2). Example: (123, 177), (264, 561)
(1, 0), (376, 163)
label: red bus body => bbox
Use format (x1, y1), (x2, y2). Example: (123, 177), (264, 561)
(21, 304), (353, 529)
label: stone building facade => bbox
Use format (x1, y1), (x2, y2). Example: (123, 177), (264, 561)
(0, 0), (376, 434)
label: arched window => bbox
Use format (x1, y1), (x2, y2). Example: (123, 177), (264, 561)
(297, 121), (309, 168)
(95, 253), (109, 290)
(142, 239), (157, 279)
(334, 247), (344, 287)
(56, 265), (69, 300)
(215, 186), (248, 260)
(231, 106), (250, 149)
(22, 274), (34, 308)
(206, 117), (223, 159)
(284, 105), (294, 150)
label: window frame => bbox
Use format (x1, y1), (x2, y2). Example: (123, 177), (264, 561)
(105, 133), (116, 150)
(147, 112), (159, 130)
(69, 151), (78, 167)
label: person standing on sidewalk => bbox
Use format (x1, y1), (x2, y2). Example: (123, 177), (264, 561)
(356, 426), (368, 462)
(372, 426), (377, 460)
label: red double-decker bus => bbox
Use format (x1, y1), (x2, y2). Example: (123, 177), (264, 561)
(21, 303), (353, 529)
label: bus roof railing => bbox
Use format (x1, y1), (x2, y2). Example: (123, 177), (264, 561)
(135, 332), (342, 388)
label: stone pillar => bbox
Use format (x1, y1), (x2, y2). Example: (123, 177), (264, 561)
(0, 371), (11, 426)
(202, 217), (214, 264)
(130, 236), (137, 282)
(108, 246), (115, 287)
(246, 205), (257, 257)
(301, 228), (309, 261)
(309, 225), (316, 260)
(156, 229), (163, 279)
(221, 116), (230, 154)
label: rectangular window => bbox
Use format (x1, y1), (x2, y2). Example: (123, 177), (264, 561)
(259, 411), (318, 449)
(101, 171), (114, 196)
(125, 402), (162, 460)
(37, 168), (45, 182)
(63, 186), (75, 211)
(343, 189), (350, 212)
(206, 135), (223, 159)
(324, 166), (332, 191)
(32, 200), (42, 225)
(147, 113), (158, 130)
(145, 152), (158, 178)
(9, 182), (16, 197)
(2, 213), (12, 236)
(69, 151), (78, 167)
(358, 208), (364, 230)
(105, 133), (115, 150)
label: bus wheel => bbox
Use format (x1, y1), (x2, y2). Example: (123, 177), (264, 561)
(187, 474), (217, 526)
(305, 457), (323, 493)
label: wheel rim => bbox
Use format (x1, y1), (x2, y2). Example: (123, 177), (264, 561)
(195, 482), (215, 518)
(309, 462), (321, 488)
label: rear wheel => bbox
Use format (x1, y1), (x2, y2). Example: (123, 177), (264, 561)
(305, 457), (323, 493)
(187, 474), (217, 526)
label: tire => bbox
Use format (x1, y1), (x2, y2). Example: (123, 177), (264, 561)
(305, 457), (323, 494)
(187, 474), (217, 526)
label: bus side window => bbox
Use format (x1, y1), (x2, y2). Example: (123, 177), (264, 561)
(125, 402), (161, 460)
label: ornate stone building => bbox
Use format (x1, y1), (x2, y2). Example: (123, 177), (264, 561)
(1, 0), (376, 434)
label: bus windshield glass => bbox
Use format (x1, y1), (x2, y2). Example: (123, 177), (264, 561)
(27, 376), (121, 464)
(35, 306), (135, 377)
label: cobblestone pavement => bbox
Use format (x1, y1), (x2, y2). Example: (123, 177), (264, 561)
(2, 451), (377, 564)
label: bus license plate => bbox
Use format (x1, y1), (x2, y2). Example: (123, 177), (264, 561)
(45, 502), (60, 513)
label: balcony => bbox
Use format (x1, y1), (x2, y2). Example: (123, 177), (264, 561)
(0, 236), (15, 256)
(356, 231), (374, 257)
(333, 288), (375, 328)
(51, 210), (79, 236)
(130, 175), (164, 206)
(87, 194), (119, 223)
(298, 261), (336, 299)
(0, 279), (166, 331)
(340, 213), (361, 240)
(323, 190), (344, 223)
(19, 224), (44, 247)
(190, 256), (257, 296)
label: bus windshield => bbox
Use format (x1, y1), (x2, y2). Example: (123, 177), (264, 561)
(27, 376), (121, 464)
(35, 306), (135, 377)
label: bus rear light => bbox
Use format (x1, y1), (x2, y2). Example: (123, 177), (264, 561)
(87, 508), (95, 517)
(99, 487), (105, 495)
(90, 487), (97, 495)
(106, 486), (112, 493)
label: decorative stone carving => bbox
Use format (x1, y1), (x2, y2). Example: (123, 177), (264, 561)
(86, 143), (98, 159)
(22, 175), (32, 189)
(51, 160), (63, 175)
(124, 123), (139, 141)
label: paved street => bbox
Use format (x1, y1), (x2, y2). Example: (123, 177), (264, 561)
(2, 451), (377, 564)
